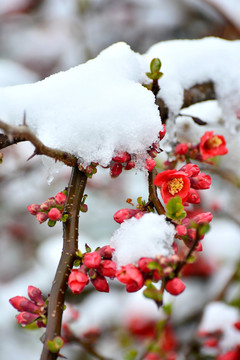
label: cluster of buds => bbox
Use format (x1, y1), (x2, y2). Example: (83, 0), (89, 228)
(113, 197), (151, 224)
(9, 286), (46, 327)
(68, 245), (116, 294)
(174, 130), (228, 163)
(78, 162), (98, 178)
(116, 254), (185, 297)
(27, 190), (68, 227)
(109, 151), (135, 177)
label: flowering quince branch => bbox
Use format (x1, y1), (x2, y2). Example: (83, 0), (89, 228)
(0, 119), (77, 167)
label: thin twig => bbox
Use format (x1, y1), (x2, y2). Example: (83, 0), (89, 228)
(40, 166), (87, 360)
(0, 120), (77, 167)
(148, 168), (165, 215)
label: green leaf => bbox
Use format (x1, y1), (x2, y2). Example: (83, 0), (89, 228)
(48, 220), (56, 227)
(162, 303), (172, 316)
(146, 72), (154, 80)
(143, 283), (163, 302)
(124, 349), (138, 360)
(60, 214), (68, 222)
(198, 223), (210, 236)
(150, 58), (161, 73)
(85, 243), (91, 252)
(48, 336), (63, 353)
(166, 196), (186, 220)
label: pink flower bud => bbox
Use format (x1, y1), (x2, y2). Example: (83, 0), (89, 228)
(113, 208), (138, 224)
(16, 312), (40, 325)
(174, 143), (189, 155)
(116, 264), (144, 292)
(190, 172), (211, 190)
(176, 225), (187, 236)
(83, 251), (102, 269)
(187, 188), (200, 204)
(91, 275), (109, 292)
(97, 245), (114, 259)
(48, 208), (62, 221)
(134, 211), (146, 220)
(193, 212), (213, 224)
(138, 257), (153, 273)
(55, 192), (67, 206)
(110, 163), (123, 177)
(36, 212), (48, 224)
(144, 157), (156, 172)
(112, 152), (131, 163)
(68, 269), (89, 294)
(159, 124), (166, 140)
(40, 201), (51, 211)
(125, 160), (135, 170)
(28, 286), (45, 307)
(165, 278), (186, 296)
(9, 296), (40, 313)
(195, 241), (203, 252)
(27, 204), (40, 215)
(98, 260), (117, 278)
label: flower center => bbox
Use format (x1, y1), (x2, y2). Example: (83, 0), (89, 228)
(168, 178), (184, 195)
(206, 136), (222, 148)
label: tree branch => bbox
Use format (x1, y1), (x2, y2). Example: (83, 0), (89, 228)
(0, 120), (77, 167)
(148, 168), (165, 215)
(40, 166), (87, 360)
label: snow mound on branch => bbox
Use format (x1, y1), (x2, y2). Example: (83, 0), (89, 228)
(199, 301), (240, 350)
(0, 42), (161, 167)
(145, 37), (240, 132)
(110, 213), (175, 268)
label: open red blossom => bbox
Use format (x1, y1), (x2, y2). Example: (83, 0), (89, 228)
(153, 169), (190, 204)
(199, 131), (228, 160)
(68, 269), (89, 294)
(165, 278), (186, 296)
(116, 264), (144, 292)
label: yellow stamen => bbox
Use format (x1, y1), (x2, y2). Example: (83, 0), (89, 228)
(206, 136), (222, 148)
(168, 178), (184, 195)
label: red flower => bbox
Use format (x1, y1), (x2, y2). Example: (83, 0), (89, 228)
(174, 143), (188, 155)
(9, 296), (40, 313)
(116, 264), (144, 292)
(113, 208), (139, 224)
(16, 312), (40, 325)
(55, 192), (67, 206)
(165, 278), (186, 296)
(68, 269), (89, 294)
(153, 169), (190, 204)
(98, 260), (116, 278)
(83, 251), (102, 269)
(91, 275), (109, 292)
(48, 208), (62, 221)
(199, 131), (228, 160)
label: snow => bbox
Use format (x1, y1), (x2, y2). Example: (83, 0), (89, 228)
(145, 37), (240, 132)
(0, 42), (161, 168)
(110, 213), (175, 268)
(199, 301), (240, 350)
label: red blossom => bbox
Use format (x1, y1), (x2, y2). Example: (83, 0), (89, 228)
(138, 257), (154, 273)
(216, 348), (240, 360)
(97, 245), (114, 259)
(84, 251), (102, 269)
(116, 264), (144, 292)
(180, 163), (200, 177)
(159, 124), (166, 140)
(55, 192), (67, 205)
(112, 151), (131, 163)
(174, 143), (189, 155)
(165, 278), (186, 296)
(113, 208), (139, 224)
(199, 131), (228, 160)
(68, 269), (89, 294)
(190, 172), (211, 190)
(125, 160), (135, 170)
(145, 157), (156, 172)
(91, 275), (109, 292)
(48, 208), (62, 221)
(175, 224), (187, 236)
(110, 163), (123, 177)
(187, 188), (200, 204)
(27, 204), (40, 215)
(153, 169), (190, 204)
(98, 260), (116, 278)
(36, 212), (48, 224)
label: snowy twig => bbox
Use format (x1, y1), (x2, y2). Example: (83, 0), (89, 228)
(156, 82), (216, 123)
(0, 120), (77, 167)
(40, 166), (87, 360)
(148, 168), (165, 214)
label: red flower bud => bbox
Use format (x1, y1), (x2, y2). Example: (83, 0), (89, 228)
(91, 275), (109, 292)
(97, 245), (114, 259)
(9, 296), (40, 313)
(187, 188), (200, 204)
(27, 204), (40, 215)
(36, 212), (48, 224)
(55, 192), (67, 206)
(68, 269), (89, 294)
(48, 208), (62, 221)
(165, 278), (186, 295)
(234, 321), (240, 331)
(110, 163), (123, 177)
(28, 286), (45, 307)
(16, 312), (40, 325)
(84, 251), (102, 269)
(112, 152), (131, 163)
(40, 201), (51, 211)
(98, 260), (117, 278)
(116, 264), (144, 292)
(180, 163), (200, 177)
(113, 208), (138, 224)
(138, 257), (153, 273)
(145, 157), (156, 172)
(125, 160), (135, 170)
(159, 124), (166, 140)
(174, 143), (188, 155)
(193, 212), (213, 224)
(175, 225), (187, 236)
(190, 172), (211, 190)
